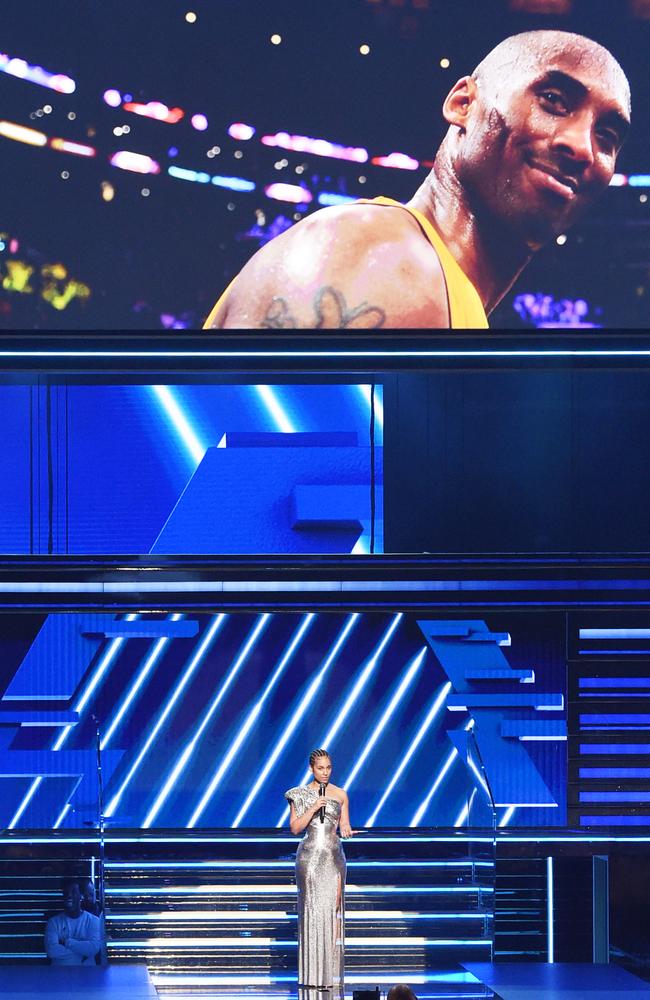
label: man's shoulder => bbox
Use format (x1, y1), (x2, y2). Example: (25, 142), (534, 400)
(221, 201), (450, 329)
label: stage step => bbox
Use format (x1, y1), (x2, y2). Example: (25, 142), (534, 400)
(104, 832), (495, 979)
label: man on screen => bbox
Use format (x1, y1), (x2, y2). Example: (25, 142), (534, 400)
(204, 30), (630, 330)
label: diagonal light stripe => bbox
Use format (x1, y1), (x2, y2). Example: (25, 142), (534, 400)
(410, 719), (473, 827)
(365, 680), (452, 826)
(276, 613), (402, 827)
(53, 801), (72, 830)
(151, 385), (207, 465)
(187, 614), (316, 828)
(104, 614), (227, 819)
(343, 647), (426, 792)
(454, 788), (477, 828)
(101, 614), (183, 750)
(55, 613), (140, 749)
(254, 385), (295, 433)
(8, 776), (43, 830)
(235, 613), (361, 829)
(11, 613), (139, 831)
(499, 805), (516, 827)
(143, 614), (272, 828)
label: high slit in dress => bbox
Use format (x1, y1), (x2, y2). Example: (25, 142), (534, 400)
(285, 786), (346, 996)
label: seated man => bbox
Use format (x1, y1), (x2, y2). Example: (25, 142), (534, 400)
(44, 877), (101, 966)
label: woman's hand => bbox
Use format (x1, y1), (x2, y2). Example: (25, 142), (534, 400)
(339, 823), (353, 839)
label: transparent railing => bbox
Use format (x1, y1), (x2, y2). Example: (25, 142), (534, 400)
(464, 725), (497, 962)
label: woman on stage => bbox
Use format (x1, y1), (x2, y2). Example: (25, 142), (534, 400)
(285, 749), (353, 995)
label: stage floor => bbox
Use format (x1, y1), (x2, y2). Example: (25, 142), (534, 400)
(1, 963), (648, 1000)
(463, 963), (650, 1000)
(0, 963), (157, 999)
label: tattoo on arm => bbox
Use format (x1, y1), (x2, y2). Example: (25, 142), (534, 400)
(261, 298), (297, 329)
(261, 286), (386, 329)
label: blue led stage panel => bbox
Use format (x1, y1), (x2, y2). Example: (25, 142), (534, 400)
(0, 611), (566, 830)
(0, 383), (383, 555)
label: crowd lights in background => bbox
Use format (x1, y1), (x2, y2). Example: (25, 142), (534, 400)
(371, 152), (419, 170)
(0, 121), (47, 147)
(261, 131), (369, 164)
(110, 151), (161, 174)
(0, 53), (75, 93)
(228, 123), (255, 141)
(123, 100), (185, 124)
(264, 183), (313, 204)
(50, 137), (96, 158)
(103, 90), (207, 129)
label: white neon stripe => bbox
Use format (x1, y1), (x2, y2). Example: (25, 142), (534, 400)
(8, 776), (43, 829)
(101, 614), (183, 749)
(104, 614), (226, 818)
(114, 936), (484, 948)
(254, 385), (295, 433)
(151, 385), (206, 465)
(143, 615), (271, 828)
(53, 801), (71, 830)
(580, 628), (650, 638)
(547, 855), (554, 963)
(9, 349), (650, 358)
(499, 805), (516, 827)
(66, 637), (125, 718)
(109, 883), (488, 895)
(410, 750), (456, 827)
(357, 384), (384, 430)
(187, 614), (315, 828)
(366, 681), (451, 826)
(53, 613), (140, 750)
(454, 801), (470, 828)
(467, 754), (490, 798)
(107, 909), (479, 920)
(276, 613), (401, 826)
(236, 615), (361, 829)
(107, 859), (482, 869)
(344, 647), (426, 791)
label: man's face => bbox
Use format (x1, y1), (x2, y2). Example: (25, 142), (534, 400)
(457, 45), (630, 246)
(63, 882), (82, 918)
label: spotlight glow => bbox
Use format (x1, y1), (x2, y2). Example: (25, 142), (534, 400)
(228, 122), (255, 141)
(0, 54), (75, 93)
(103, 89), (122, 107)
(123, 101), (184, 124)
(50, 137), (96, 157)
(110, 151), (161, 174)
(261, 131), (368, 163)
(191, 113), (209, 131)
(371, 152), (420, 170)
(265, 183), (313, 204)
(0, 120), (47, 146)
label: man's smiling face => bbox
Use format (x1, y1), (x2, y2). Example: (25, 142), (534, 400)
(455, 34), (631, 247)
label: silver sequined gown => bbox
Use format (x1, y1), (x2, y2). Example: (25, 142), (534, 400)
(285, 786), (346, 994)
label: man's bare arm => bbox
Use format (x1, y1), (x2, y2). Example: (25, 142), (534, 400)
(205, 204), (450, 330)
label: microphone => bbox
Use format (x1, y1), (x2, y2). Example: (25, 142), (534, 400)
(319, 782), (326, 822)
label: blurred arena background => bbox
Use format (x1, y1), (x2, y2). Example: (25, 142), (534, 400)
(0, 0), (648, 330)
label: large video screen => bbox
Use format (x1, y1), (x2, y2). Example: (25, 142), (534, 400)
(0, 1), (648, 329)
(0, 381), (383, 554)
(0, 610), (566, 830)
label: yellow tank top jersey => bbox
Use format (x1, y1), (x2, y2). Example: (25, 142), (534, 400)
(203, 195), (488, 330)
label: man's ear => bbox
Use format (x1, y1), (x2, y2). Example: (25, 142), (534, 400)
(442, 76), (478, 133)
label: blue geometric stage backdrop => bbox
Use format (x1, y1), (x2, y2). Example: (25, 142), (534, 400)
(0, 611), (566, 830)
(0, 383), (383, 554)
